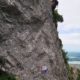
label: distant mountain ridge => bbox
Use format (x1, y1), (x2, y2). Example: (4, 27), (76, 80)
(67, 52), (80, 61)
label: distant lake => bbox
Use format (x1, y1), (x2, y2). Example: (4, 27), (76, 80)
(67, 52), (80, 64)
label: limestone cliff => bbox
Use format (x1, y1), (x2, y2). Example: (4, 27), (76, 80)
(0, 0), (68, 80)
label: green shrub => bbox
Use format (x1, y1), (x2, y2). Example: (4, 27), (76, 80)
(68, 66), (74, 80)
(61, 50), (73, 80)
(77, 69), (80, 80)
(0, 69), (16, 80)
(52, 10), (63, 23)
(62, 50), (69, 65)
(0, 56), (16, 80)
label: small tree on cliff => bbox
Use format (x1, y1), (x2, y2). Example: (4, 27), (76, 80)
(52, 9), (63, 23)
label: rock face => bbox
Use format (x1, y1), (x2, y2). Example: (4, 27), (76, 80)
(0, 0), (68, 80)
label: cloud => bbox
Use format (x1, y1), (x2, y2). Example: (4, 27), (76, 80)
(58, 0), (80, 33)
(59, 33), (80, 52)
(59, 33), (80, 45)
(58, 25), (80, 34)
(57, 0), (80, 52)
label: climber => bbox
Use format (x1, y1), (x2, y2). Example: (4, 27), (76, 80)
(51, 0), (58, 12)
(41, 65), (48, 74)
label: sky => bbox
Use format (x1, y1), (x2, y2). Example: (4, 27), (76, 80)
(58, 0), (80, 52)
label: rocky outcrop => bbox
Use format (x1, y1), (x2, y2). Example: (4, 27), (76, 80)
(0, 0), (68, 80)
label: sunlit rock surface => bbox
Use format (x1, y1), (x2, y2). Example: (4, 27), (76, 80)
(0, 0), (68, 80)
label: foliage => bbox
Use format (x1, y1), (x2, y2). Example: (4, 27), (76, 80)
(52, 10), (63, 23)
(62, 49), (69, 65)
(0, 56), (16, 80)
(61, 50), (73, 80)
(67, 66), (74, 80)
(0, 69), (16, 80)
(77, 69), (80, 80)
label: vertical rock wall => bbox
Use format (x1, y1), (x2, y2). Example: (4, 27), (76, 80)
(0, 0), (68, 80)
